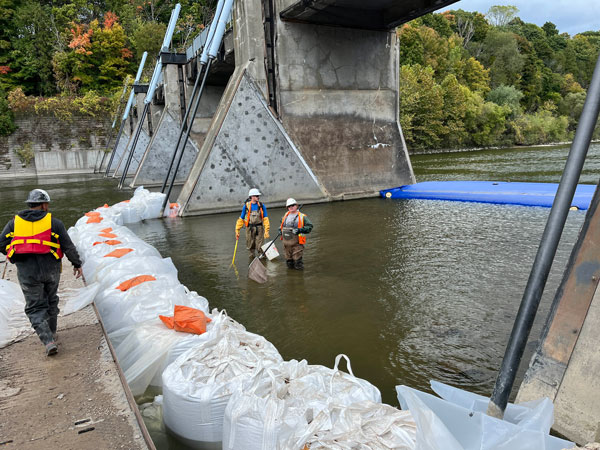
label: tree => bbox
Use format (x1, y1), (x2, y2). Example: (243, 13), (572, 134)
(478, 29), (524, 88)
(0, 85), (15, 135)
(399, 64), (446, 149)
(486, 5), (519, 27)
(486, 85), (523, 117)
(130, 20), (166, 60)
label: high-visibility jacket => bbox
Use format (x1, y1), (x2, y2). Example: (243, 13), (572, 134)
(280, 211), (307, 245)
(5, 213), (63, 261)
(243, 201), (264, 226)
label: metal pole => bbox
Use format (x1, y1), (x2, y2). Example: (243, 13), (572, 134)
(487, 53), (600, 418)
(118, 103), (150, 189)
(162, 59), (212, 210)
(104, 120), (125, 177)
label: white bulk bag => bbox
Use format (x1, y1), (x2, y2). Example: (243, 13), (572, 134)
(162, 313), (283, 447)
(223, 355), (382, 450)
(0, 279), (33, 348)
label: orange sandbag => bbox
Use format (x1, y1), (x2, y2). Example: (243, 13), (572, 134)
(159, 305), (211, 335)
(101, 227), (113, 232)
(99, 232), (117, 238)
(85, 211), (101, 217)
(103, 248), (133, 258)
(86, 216), (103, 223)
(116, 275), (156, 291)
(159, 315), (175, 329)
(93, 239), (122, 246)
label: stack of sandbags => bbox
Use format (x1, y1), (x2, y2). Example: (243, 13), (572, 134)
(0, 279), (33, 348)
(162, 312), (283, 448)
(222, 355), (383, 449)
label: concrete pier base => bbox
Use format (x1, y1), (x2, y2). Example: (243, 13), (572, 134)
(178, 66), (328, 215)
(131, 109), (199, 188)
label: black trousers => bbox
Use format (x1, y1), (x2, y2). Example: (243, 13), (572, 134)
(15, 255), (61, 343)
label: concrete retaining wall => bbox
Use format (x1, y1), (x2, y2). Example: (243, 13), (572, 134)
(0, 115), (109, 178)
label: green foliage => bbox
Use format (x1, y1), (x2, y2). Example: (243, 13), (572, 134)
(479, 29), (524, 88)
(486, 85), (523, 117)
(14, 141), (34, 166)
(485, 5), (519, 27)
(7, 87), (112, 122)
(510, 109), (569, 145)
(0, 86), (15, 136)
(130, 21), (166, 60)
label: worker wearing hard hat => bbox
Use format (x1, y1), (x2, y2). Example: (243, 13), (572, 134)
(0, 189), (83, 356)
(235, 188), (271, 258)
(280, 198), (313, 270)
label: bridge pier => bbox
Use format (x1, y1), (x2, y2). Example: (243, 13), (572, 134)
(177, 0), (415, 215)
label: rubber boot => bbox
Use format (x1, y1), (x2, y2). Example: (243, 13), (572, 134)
(35, 321), (58, 356)
(48, 316), (58, 341)
(294, 258), (304, 270)
(286, 259), (294, 269)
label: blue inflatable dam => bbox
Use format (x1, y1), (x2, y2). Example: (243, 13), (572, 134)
(380, 181), (596, 210)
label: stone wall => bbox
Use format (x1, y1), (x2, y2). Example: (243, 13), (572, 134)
(0, 114), (110, 178)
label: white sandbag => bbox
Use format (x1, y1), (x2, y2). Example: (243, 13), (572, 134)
(111, 305), (213, 396)
(82, 243), (162, 282)
(396, 385), (575, 450)
(291, 401), (416, 450)
(90, 256), (177, 286)
(223, 355), (382, 450)
(162, 312), (283, 447)
(61, 282), (102, 315)
(95, 276), (203, 334)
(0, 279), (33, 348)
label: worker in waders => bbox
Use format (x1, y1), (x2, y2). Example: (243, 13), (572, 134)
(280, 198), (313, 270)
(0, 189), (82, 356)
(235, 188), (271, 258)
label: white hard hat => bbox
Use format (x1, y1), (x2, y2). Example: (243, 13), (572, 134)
(26, 188), (51, 203)
(248, 188), (261, 197)
(286, 198), (297, 207)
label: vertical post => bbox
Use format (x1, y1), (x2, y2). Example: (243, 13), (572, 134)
(487, 53), (600, 418)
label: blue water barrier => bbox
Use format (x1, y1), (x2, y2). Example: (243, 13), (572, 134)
(380, 181), (596, 210)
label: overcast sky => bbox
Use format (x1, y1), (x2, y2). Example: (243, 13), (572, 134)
(445, 0), (599, 35)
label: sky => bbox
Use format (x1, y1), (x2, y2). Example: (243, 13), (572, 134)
(444, 0), (599, 36)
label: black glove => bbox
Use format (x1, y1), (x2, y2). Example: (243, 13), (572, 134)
(292, 229), (300, 235)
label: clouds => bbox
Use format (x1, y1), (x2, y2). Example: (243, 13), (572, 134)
(447, 0), (599, 35)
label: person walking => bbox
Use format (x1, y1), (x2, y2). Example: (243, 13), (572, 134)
(235, 188), (271, 258)
(280, 198), (313, 270)
(0, 189), (83, 356)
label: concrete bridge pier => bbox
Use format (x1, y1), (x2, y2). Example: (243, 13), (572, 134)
(131, 57), (202, 188)
(177, 0), (417, 215)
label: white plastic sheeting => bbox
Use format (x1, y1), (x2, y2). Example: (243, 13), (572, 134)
(396, 383), (574, 450)
(162, 312), (283, 446)
(222, 356), (383, 450)
(0, 279), (33, 348)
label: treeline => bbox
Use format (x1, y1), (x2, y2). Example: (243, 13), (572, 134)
(1, 3), (599, 148)
(399, 6), (600, 150)
(0, 0), (216, 134)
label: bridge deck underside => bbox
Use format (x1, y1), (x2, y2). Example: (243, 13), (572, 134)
(280, 0), (459, 30)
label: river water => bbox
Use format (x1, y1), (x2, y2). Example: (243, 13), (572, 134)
(1, 143), (598, 447)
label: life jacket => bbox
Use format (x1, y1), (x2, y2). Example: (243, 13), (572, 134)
(243, 201), (264, 226)
(280, 211), (306, 245)
(5, 213), (63, 261)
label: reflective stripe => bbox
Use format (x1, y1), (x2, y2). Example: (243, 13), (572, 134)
(49, 249), (60, 259)
(41, 241), (60, 248)
(7, 249), (14, 258)
(51, 232), (59, 239)
(5, 232), (14, 238)
(26, 239), (41, 244)
(10, 239), (24, 245)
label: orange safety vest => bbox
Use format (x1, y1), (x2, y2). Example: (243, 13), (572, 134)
(5, 213), (63, 261)
(280, 211), (307, 245)
(243, 201), (264, 226)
